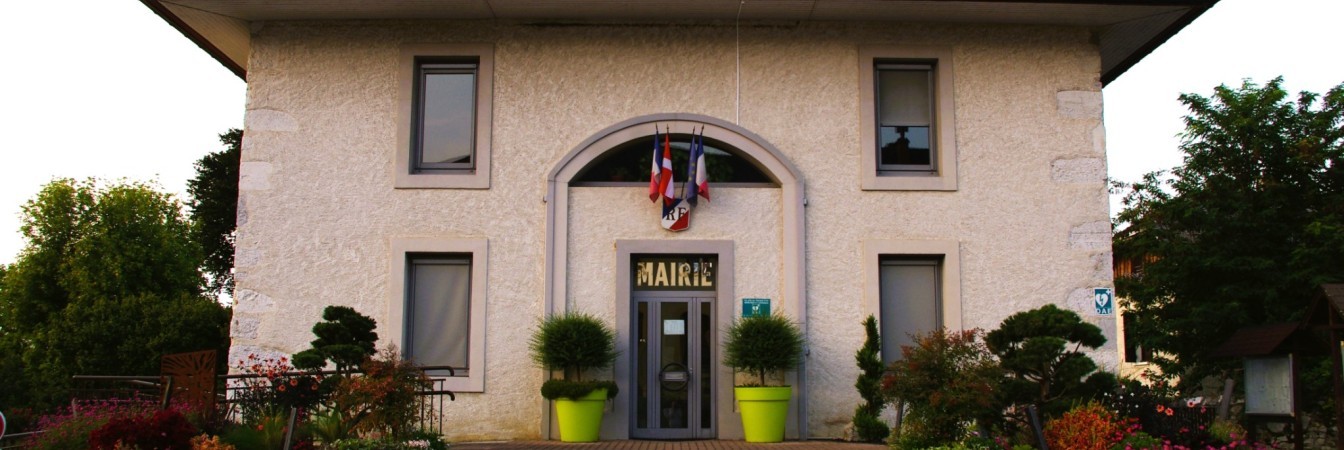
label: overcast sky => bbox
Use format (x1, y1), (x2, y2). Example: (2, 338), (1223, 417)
(0, 0), (1340, 265)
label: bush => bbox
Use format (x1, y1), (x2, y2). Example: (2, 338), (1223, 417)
(540, 379), (619, 400)
(331, 346), (429, 439)
(880, 329), (1002, 448)
(26, 400), (157, 450)
(722, 313), (805, 386)
(89, 409), (199, 450)
(1044, 402), (1120, 450)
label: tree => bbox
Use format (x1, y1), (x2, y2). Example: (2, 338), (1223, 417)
(1113, 78), (1344, 386)
(0, 179), (231, 408)
(985, 304), (1110, 420)
(187, 129), (241, 297)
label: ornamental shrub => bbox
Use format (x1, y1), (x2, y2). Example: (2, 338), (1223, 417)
(986, 304), (1109, 421)
(89, 409), (198, 450)
(851, 315), (889, 443)
(722, 313), (805, 386)
(529, 311), (619, 382)
(331, 345), (430, 438)
(1043, 402), (1121, 450)
(26, 400), (157, 450)
(880, 329), (1002, 449)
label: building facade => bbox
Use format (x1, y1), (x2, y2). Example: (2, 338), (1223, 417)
(145, 0), (1214, 441)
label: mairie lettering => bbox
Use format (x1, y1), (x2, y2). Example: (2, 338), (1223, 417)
(635, 259), (715, 289)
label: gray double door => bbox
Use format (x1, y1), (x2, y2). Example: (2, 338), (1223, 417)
(631, 294), (715, 439)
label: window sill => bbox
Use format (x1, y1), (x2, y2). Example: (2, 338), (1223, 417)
(862, 171), (956, 191)
(394, 171), (489, 189)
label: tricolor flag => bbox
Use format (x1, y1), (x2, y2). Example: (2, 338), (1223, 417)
(648, 125), (661, 202)
(684, 127), (710, 205)
(658, 126), (676, 207)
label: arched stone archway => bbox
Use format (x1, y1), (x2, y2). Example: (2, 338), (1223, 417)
(542, 113), (808, 440)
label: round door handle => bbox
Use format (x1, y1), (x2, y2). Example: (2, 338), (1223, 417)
(659, 362), (689, 392)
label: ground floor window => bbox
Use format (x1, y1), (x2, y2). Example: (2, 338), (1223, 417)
(878, 257), (942, 364)
(864, 239), (963, 365)
(389, 238), (488, 392)
(406, 254), (472, 375)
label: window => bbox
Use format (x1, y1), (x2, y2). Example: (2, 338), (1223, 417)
(878, 258), (941, 364)
(390, 238), (488, 392)
(859, 46), (956, 191)
(396, 44), (493, 189)
(864, 240), (962, 364)
(1122, 313), (1152, 363)
(406, 254), (472, 375)
(413, 61), (478, 172)
(572, 134), (773, 185)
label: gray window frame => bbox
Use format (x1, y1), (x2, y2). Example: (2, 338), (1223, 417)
(404, 253), (473, 377)
(411, 60), (479, 173)
(389, 238), (489, 392)
(876, 257), (943, 364)
(858, 45), (957, 191)
(395, 43), (494, 190)
(874, 62), (937, 174)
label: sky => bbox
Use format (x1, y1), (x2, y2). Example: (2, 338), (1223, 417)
(0, 0), (1340, 265)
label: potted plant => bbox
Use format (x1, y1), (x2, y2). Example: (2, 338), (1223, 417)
(722, 312), (805, 443)
(528, 311), (620, 442)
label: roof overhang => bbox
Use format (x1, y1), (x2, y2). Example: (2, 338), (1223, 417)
(141, 0), (1216, 84)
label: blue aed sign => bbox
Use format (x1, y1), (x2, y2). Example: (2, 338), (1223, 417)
(1094, 288), (1114, 315)
(742, 298), (771, 318)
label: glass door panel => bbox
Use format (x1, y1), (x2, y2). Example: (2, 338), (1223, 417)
(632, 297), (714, 439)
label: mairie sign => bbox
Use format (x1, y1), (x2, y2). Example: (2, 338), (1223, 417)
(634, 256), (716, 291)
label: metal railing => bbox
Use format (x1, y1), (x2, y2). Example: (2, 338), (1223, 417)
(3, 366), (457, 448)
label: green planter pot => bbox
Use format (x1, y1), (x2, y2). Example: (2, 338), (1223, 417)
(735, 386), (792, 443)
(554, 388), (608, 442)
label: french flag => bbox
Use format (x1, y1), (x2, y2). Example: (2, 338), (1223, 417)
(648, 126), (661, 202)
(658, 127), (675, 206)
(684, 128), (710, 205)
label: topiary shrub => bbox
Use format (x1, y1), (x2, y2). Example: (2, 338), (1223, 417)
(292, 306), (379, 374)
(722, 313), (805, 386)
(851, 315), (889, 443)
(529, 311), (619, 399)
(985, 304), (1108, 421)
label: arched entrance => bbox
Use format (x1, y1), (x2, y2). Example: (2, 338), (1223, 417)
(543, 114), (807, 440)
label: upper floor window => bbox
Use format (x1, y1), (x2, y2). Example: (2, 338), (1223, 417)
(414, 60), (478, 172)
(876, 63), (934, 173)
(395, 44), (494, 189)
(859, 46), (957, 191)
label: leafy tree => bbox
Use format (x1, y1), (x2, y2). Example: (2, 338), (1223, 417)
(0, 179), (231, 408)
(985, 304), (1110, 420)
(1113, 77), (1344, 386)
(292, 305), (379, 374)
(187, 129), (241, 297)
(852, 315), (889, 443)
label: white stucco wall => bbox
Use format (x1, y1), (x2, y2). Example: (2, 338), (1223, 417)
(232, 19), (1114, 441)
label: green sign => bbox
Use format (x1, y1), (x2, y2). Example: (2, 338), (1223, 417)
(742, 298), (771, 318)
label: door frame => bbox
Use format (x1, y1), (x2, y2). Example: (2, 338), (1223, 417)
(630, 293), (715, 439)
(611, 240), (736, 440)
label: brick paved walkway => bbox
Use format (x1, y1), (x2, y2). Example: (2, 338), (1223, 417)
(454, 440), (887, 449)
